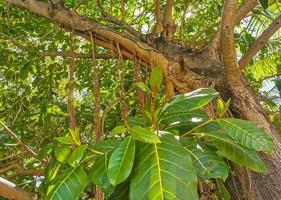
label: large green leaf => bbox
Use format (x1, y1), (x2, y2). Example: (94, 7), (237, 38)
(157, 88), (218, 121)
(45, 167), (88, 200)
(55, 145), (71, 164)
(160, 109), (209, 134)
(216, 118), (274, 153)
(181, 137), (228, 180)
(90, 139), (120, 153)
(130, 134), (198, 200)
(107, 137), (135, 186)
(194, 132), (267, 173)
(130, 126), (160, 143)
(67, 145), (87, 167)
(91, 153), (111, 189)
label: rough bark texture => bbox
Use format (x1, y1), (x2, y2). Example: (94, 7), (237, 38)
(3, 0), (281, 199)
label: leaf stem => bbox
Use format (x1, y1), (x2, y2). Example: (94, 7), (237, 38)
(181, 119), (213, 137)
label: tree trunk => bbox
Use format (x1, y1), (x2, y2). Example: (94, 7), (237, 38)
(165, 45), (281, 200)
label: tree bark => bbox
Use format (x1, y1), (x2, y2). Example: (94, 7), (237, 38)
(0, 177), (36, 200)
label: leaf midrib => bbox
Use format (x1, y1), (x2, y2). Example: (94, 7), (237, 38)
(48, 167), (78, 200)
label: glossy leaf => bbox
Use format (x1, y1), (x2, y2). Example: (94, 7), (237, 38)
(216, 98), (230, 117)
(90, 139), (120, 153)
(160, 109), (209, 134)
(107, 137), (135, 186)
(158, 88), (218, 121)
(55, 137), (74, 145)
(45, 159), (62, 182)
(194, 132), (267, 173)
(69, 128), (81, 146)
(67, 145), (87, 167)
(216, 118), (274, 153)
(135, 82), (151, 94)
(111, 125), (127, 135)
(130, 126), (160, 143)
(45, 167), (88, 200)
(91, 153), (111, 189)
(181, 137), (229, 180)
(130, 134), (198, 200)
(55, 145), (71, 164)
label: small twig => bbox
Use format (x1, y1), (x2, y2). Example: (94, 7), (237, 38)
(0, 122), (37, 157)
(181, 119), (213, 137)
(73, 0), (88, 11)
(67, 32), (76, 131)
(116, 42), (129, 127)
(0, 163), (44, 176)
(89, 32), (102, 142)
(239, 14), (281, 68)
(101, 87), (135, 136)
(0, 152), (26, 162)
(96, 0), (141, 38)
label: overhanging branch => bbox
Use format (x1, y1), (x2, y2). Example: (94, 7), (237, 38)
(239, 14), (281, 68)
(220, 0), (240, 81)
(235, 0), (258, 24)
(4, 0), (169, 76)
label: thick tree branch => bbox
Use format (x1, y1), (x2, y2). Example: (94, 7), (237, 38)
(38, 51), (118, 59)
(151, 0), (163, 37)
(220, 0), (239, 80)
(235, 0), (258, 24)
(209, 0), (258, 51)
(239, 14), (281, 68)
(0, 177), (36, 200)
(1, 30), (119, 59)
(4, 0), (173, 95)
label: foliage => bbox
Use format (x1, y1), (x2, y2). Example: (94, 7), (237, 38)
(34, 67), (273, 199)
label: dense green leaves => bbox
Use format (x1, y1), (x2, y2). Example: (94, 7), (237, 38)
(107, 137), (135, 186)
(194, 132), (267, 173)
(181, 137), (229, 180)
(216, 118), (274, 153)
(45, 167), (88, 200)
(130, 134), (198, 200)
(130, 126), (160, 143)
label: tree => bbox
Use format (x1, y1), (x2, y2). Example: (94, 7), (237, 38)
(0, 0), (281, 199)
